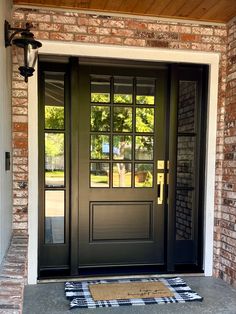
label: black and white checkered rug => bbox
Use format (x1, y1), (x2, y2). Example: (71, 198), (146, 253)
(65, 277), (203, 309)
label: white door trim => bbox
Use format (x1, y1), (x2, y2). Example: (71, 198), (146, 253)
(28, 41), (219, 284)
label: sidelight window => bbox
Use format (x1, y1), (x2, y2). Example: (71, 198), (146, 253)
(43, 72), (66, 244)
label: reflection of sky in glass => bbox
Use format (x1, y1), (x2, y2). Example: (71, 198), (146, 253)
(102, 143), (109, 153)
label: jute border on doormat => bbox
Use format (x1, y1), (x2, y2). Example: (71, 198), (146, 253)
(65, 277), (203, 309)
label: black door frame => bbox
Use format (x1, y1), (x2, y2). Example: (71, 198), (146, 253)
(38, 56), (207, 278)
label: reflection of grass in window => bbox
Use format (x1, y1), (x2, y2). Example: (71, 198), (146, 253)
(91, 174), (108, 184)
(46, 170), (64, 178)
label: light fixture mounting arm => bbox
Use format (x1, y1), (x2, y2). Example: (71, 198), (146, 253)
(5, 20), (32, 47)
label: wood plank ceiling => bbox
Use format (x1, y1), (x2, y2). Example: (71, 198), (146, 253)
(13, 0), (236, 23)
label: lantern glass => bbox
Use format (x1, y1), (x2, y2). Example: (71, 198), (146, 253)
(15, 45), (24, 67)
(27, 43), (38, 69)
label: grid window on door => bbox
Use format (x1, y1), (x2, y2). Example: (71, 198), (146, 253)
(90, 75), (156, 188)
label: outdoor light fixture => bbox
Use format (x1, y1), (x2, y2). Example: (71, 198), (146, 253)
(5, 20), (42, 82)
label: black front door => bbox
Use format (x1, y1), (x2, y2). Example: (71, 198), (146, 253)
(75, 64), (167, 269)
(38, 58), (207, 278)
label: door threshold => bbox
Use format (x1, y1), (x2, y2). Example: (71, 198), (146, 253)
(37, 272), (205, 284)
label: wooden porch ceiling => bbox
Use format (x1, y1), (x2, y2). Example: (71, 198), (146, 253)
(13, 0), (236, 23)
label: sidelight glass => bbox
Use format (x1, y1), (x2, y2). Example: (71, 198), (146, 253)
(178, 81), (197, 133)
(113, 163), (132, 187)
(44, 72), (65, 129)
(114, 76), (133, 104)
(45, 106), (64, 130)
(113, 107), (132, 132)
(90, 135), (110, 160)
(45, 133), (64, 187)
(91, 76), (110, 103)
(135, 163), (153, 188)
(136, 78), (155, 105)
(135, 108), (154, 133)
(45, 190), (65, 244)
(91, 106), (110, 132)
(90, 162), (109, 187)
(113, 135), (132, 160)
(176, 136), (195, 188)
(135, 135), (154, 160)
(176, 189), (194, 240)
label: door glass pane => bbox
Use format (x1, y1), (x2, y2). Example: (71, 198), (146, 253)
(113, 135), (132, 160)
(136, 78), (155, 105)
(176, 189), (194, 240)
(178, 81), (197, 133)
(45, 106), (64, 130)
(113, 163), (132, 187)
(114, 77), (133, 104)
(44, 73), (65, 129)
(135, 163), (153, 187)
(176, 136), (195, 188)
(90, 162), (109, 187)
(45, 190), (64, 244)
(91, 106), (110, 132)
(136, 108), (154, 133)
(91, 135), (110, 160)
(113, 107), (132, 132)
(135, 135), (154, 160)
(91, 76), (110, 103)
(45, 133), (64, 187)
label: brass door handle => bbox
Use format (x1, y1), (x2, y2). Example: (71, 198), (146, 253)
(157, 173), (164, 205)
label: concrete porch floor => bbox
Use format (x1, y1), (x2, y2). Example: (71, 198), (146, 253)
(23, 276), (236, 314)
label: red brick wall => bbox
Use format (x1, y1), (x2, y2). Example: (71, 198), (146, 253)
(217, 19), (236, 287)
(12, 7), (230, 281)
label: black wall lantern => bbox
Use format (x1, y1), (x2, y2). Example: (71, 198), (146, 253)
(5, 20), (42, 82)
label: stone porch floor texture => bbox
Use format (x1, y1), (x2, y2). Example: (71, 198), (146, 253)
(23, 276), (236, 314)
(1, 236), (236, 314)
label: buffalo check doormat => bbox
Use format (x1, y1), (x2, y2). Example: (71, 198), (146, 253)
(65, 277), (203, 309)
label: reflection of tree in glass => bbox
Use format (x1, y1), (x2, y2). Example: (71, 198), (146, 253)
(113, 107), (132, 132)
(91, 106), (110, 131)
(45, 106), (64, 129)
(113, 135), (132, 160)
(91, 135), (109, 160)
(114, 94), (132, 103)
(136, 108), (154, 132)
(113, 163), (131, 187)
(117, 163), (126, 187)
(45, 133), (64, 171)
(136, 95), (154, 105)
(91, 93), (110, 103)
(135, 136), (153, 160)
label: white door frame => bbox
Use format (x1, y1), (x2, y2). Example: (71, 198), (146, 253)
(28, 40), (219, 284)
